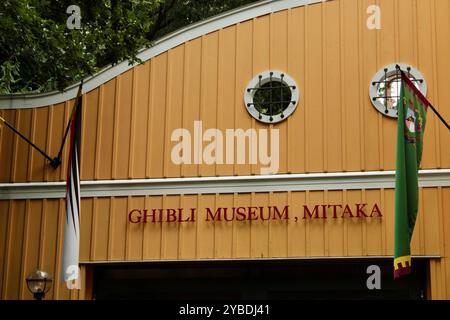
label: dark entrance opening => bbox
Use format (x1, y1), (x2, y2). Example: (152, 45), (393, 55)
(92, 259), (427, 300)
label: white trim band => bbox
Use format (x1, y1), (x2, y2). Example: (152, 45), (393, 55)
(1, 169), (450, 200)
(79, 255), (442, 265)
(0, 0), (324, 109)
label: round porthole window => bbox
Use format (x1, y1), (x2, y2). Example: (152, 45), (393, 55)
(369, 63), (427, 118)
(244, 71), (299, 124)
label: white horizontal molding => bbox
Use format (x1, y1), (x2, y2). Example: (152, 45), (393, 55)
(0, 0), (324, 109)
(79, 255), (441, 265)
(1, 169), (450, 200)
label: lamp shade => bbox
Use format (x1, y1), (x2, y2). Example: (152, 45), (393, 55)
(26, 270), (52, 299)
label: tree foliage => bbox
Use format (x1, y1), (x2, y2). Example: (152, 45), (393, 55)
(0, 0), (257, 94)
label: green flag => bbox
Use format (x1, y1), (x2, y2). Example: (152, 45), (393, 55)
(394, 70), (428, 279)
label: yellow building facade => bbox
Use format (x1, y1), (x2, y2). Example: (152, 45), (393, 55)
(0, 0), (449, 299)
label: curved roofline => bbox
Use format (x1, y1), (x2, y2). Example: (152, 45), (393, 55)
(0, 0), (323, 109)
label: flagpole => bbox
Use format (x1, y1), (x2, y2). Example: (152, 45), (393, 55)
(427, 102), (450, 131)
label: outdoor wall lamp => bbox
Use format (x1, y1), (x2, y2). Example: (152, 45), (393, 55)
(26, 270), (52, 300)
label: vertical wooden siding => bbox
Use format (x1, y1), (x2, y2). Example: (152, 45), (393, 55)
(1, 0), (450, 300)
(0, 0), (449, 182)
(1, 186), (449, 299)
(0, 198), (89, 300)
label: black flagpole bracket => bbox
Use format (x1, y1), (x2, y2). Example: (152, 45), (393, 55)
(0, 80), (84, 170)
(49, 157), (62, 169)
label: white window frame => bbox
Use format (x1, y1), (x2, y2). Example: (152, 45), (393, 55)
(369, 63), (427, 118)
(244, 70), (300, 124)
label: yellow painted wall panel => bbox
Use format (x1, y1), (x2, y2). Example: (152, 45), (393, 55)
(3, 201), (26, 299)
(216, 27), (236, 176)
(288, 191), (307, 257)
(197, 194), (215, 259)
(0, 201), (9, 299)
(147, 54), (167, 178)
(250, 192), (269, 258)
(0, 199), (81, 300)
(365, 190), (383, 255)
(233, 193), (251, 258)
(383, 189), (394, 256)
(45, 103), (68, 182)
(429, 259), (440, 299)
(19, 200), (43, 299)
(114, 71), (133, 179)
(142, 195), (163, 260)
(434, 0), (450, 168)
(91, 198), (110, 261)
(163, 47), (185, 178)
(415, 0), (438, 169)
(12, 110), (32, 181)
(57, 103), (72, 182)
(96, 80), (116, 179)
(378, 0), (397, 171)
(213, 193), (234, 258)
(126, 196), (144, 260)
(305, 5), (324, 173)
(443, 188), (450, 258)
(430, 258), (449, 300)
(79, 198), (93, 261)
(360, 0), (380, 171)
(160, 195), (181, 259)
(40, 199), (60, 300)
(0, 110), (15, 182)
(323, 190), (331, 256)
(342, 1), (362, 171)
(129, 63), (150, 179)
(199, 33), (219, 177)
(181, 39), (202, 177)
(346, 190), (363, 256)
(199, 32), (219, 176)
(179, 194), (197, 259)
(422, 188), (441, 255)
(287, 7), (306, 173)
(251, 15), (269, 176)
(271, 11), (289, 174)
(108, 197), (127, 260)
(29, 108), (48, 181)
(81, 89), (99, 180)
(323, 1), (343, 173)
(445, 258), (450, 300)
(234, 21), (253, 176)
(442, 258), (449, 299)
(397, 0), (417, 69)
(268, 192), (288, 257)
(305, 191), (325, 256)
(326, 190), (345, 256)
